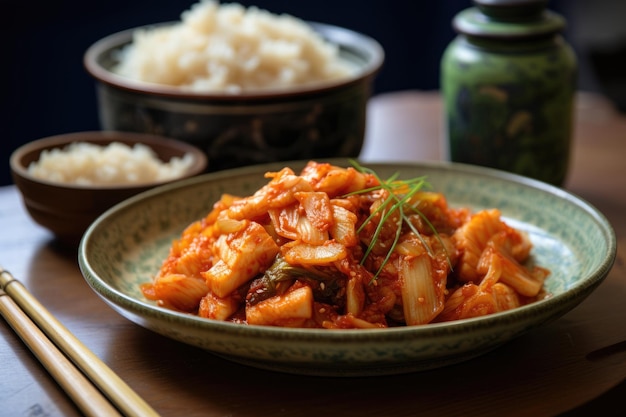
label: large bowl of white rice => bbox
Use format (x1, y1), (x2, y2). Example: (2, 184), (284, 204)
(10, 131), (208, 245)
(83, 1), (384, 172)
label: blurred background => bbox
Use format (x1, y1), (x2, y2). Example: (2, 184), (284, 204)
(3, 0), (625, 186)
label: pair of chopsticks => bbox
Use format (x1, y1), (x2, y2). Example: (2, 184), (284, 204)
(0, 266), (160, 417)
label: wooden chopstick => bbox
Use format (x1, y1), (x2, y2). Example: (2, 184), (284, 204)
(0, 288), (122, 417)
(0, 266), (160, 417)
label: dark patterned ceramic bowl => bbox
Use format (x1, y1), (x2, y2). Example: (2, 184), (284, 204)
(84, 22), (384, 173)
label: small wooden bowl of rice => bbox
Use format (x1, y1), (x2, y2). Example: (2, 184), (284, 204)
(83, 1), (384, 173)
(10, 131), (207, 245)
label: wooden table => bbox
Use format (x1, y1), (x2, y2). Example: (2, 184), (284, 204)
(1, 91), (625, 416)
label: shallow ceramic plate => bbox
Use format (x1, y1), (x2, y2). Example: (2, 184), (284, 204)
(78, 160), (616, 377)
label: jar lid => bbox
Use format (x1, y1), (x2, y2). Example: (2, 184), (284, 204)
(453, 0), (565, 39)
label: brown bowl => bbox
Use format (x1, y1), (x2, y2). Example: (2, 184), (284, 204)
(10, 131), (208, 245)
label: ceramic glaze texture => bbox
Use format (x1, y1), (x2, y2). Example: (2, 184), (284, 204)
(97, 82), (367, 172)
(441, 1), (577, 186)
(85, 23), (383, 173)
(78, 161), (616, 377)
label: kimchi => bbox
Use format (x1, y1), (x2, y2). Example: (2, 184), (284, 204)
(141, 161), (550, 328)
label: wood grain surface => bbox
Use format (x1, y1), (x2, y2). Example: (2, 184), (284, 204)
(1, 91), (624, 417)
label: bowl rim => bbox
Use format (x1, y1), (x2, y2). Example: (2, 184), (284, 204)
(10, 130), (208, 190)
(83, 21), (385, 101)
(78, 159), (618, 340)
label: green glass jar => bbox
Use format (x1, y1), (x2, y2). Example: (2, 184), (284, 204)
(441, 0), (577, 186)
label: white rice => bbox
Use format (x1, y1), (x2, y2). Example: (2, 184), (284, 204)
(28, 142), (194, 186)
(113, 0), (356, 93)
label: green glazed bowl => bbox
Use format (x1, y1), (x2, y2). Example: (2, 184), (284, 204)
(78, 160), (616, 376)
